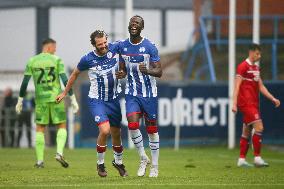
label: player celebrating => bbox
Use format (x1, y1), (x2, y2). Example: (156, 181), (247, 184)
(15, 38), (79, 168)
(232, 43), (280, 167)
(118, 15), (162, 177)
(56, 30), (128, 177)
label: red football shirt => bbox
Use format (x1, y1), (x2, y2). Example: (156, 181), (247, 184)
(236, 58), (260, 108)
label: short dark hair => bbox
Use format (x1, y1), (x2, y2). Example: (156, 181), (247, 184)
(132, 15), (144, 28)
(249, 43), (261, 51)
(90, 30), (107, 46)
(42, 38), (56, 46)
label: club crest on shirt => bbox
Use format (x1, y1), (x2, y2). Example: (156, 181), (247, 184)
(123, 48), (127, 52)
(95, 116), (100, 122)
(139, 47), (146, 53)
(107, 52), (113, 59)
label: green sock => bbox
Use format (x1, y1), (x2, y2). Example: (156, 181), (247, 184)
(35, 132), (45, 162)
(56, 128), (67, 155)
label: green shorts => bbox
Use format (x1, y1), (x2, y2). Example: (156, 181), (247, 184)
(35, 101), (66, 125)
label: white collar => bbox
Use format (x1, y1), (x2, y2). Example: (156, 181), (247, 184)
(93, 50), (106, 57)
(246, 58), (260, 67)
(246, 58), (253, 65)
(128, 37), (144, 45)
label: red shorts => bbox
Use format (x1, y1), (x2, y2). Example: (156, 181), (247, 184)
(239, 106), (261, 126)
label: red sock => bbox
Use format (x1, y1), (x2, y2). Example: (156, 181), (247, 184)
(252, 132), (262, 157)
(239, 136), (249, 158)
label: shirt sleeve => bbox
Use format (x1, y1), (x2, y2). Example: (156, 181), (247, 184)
(115, 41), (125, 63)
(77, 56), (89, 71)
(236, 63), (246, 78)
(109, 41), (120, 53)
(24, 59), (32, 76)
(149, 43), (160, 63)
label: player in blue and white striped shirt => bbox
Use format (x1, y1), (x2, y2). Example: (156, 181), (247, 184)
(117, 15), (162, 177)
(56, 30), (127, 177)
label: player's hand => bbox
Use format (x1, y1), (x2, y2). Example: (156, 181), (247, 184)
(115, 70), (126, 79)
(232, 104), (238, 113)
(70, 94), (79, 113)
(15, 97), (23, 114)
(139, 63), (148, 74)
(56, 92), (66, 103)
(272, 98), (280, 108)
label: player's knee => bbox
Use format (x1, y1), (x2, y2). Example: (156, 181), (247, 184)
(36, 125), (45, 132)
(57, 123), (66, 129)
(100, 129), (110, 136)
(242, 130), (250, 138)
(99, 127), (110, 136)
(254, 123), (264, 133)
(146, 125), (158, 134)
(254, 127), (263, 133)
(128, 122), (139, 130)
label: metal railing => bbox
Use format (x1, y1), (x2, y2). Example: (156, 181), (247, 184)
(184, 15), (284, 81)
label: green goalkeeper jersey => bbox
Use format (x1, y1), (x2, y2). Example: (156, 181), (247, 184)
(24, 53), (65, 104)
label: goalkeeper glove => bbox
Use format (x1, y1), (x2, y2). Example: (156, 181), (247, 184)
(15, 97), (23, 114)
(70, 94), (79, 113)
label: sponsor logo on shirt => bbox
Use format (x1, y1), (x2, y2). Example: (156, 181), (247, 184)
(247, 70), (260, 81)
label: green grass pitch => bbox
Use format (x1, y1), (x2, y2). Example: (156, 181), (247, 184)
(0, 147), (284, 188)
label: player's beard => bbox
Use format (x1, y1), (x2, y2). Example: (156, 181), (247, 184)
(95, 46), (108, 56)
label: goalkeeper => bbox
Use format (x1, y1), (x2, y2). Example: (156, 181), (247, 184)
(15, 38), (79, 168)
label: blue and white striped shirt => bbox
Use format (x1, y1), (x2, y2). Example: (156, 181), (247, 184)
(77, 43), (121, 101)
(119, 38), (160, 97)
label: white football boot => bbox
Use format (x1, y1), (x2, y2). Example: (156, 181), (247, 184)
(237, 158), (253, 167)
(137, 156), (150, 177)
(149, 166), (158, 177)
(254, 156), (269, 167)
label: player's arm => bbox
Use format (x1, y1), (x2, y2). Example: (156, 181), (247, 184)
(56, 68), (81, 103)
(139, 42), (162, 77)
(139, 61), (162, 78)
(15, 75), (31, 114)
(259, 78), (280, 107)
(60, 73), (74, 96)
(232, 76), (242, 113)
(19, 75), (31, 98)
(116, 61), (127, 79)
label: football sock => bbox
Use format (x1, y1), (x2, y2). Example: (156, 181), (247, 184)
(129, 129), (147, 159)
(35, 132), (45, 162)
(97, 144), (106, 164)
(56, 128), (67, 155)
(253, 132), (262, 157)
(113, 145), (123, 165)
(239, 136), (249, 158)
(148, 133), (159, 167)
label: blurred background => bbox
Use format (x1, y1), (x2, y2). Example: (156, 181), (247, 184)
(0, 0), (283, 149)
